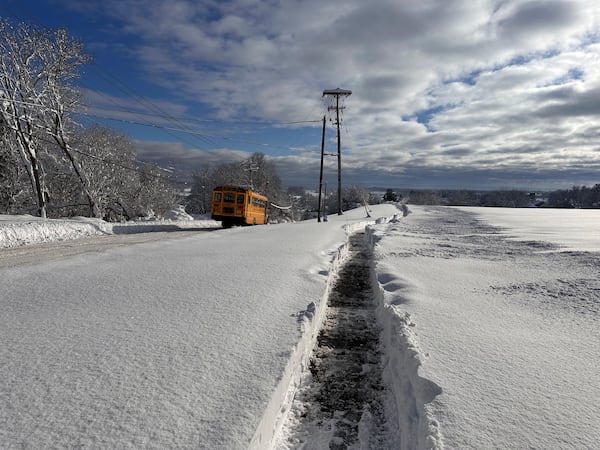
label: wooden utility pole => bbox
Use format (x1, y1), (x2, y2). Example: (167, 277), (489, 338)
(318, 115), (326, 222)
(323, 88), (352, 215)
(242, 161), (259, 189)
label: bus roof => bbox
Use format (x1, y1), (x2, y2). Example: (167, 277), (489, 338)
(213, 185), (268, 200)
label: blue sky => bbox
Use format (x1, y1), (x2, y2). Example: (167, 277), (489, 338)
(2, 0), (599, 190)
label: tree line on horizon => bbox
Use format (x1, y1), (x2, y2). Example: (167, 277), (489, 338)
(388, 185), (600, 208)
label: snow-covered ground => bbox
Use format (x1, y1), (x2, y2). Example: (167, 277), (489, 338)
(0, 205), (400, 449)
(1, 205), (599, 449)
(370, 206), (600, 449)
(462, 206), (600, 252)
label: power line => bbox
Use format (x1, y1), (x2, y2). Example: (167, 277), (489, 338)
(2, 95), (320, 155)
(83, 68), (221, 150)
(79, 102), (321, 127)
(1, 3), (324, 163)
(0, 108), (169, 179)
(75, 109), (320, 153)
(91, 66), (226, 148)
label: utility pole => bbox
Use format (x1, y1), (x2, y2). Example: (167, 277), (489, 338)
(318, 115), (326, 222)
(323, 181), (328, 221)
(242, 161), (259, 189)
(323, 88), (352, 215)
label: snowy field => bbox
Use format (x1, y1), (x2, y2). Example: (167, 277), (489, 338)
(370, 206), (600, 449)
(1, 205), (599, 449)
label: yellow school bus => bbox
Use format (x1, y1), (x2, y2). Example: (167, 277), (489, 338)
(211, 185), (268, 227)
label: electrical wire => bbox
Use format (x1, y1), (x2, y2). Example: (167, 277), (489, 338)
(76, 110), (318, 154)
(1, 3), (225, 150)
(3, 96), (322, 157)
(0, 108), (167, 179)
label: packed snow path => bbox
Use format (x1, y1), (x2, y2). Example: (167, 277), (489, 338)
(281, 232), (388, 449)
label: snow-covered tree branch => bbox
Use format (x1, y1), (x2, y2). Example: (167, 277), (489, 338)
(0, 18), (93, 217)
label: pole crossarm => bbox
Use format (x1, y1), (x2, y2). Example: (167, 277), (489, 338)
(323, 88), (352, 96)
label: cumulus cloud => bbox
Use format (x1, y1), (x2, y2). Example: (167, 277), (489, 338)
(134, 140), (250, 178)
(66, 0), (600, 189)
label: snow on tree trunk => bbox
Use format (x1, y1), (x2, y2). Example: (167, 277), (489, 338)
(0, 19), (93, 217)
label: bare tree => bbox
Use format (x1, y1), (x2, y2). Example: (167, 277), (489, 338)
(245, 152), (283, 202)
(43, 30), (99, 217)
(0, 121), (30, 213)
(134, 164), (177, 218)
(71, 125), (139, 219)
(341, 185), (370, 211)
(68, 126), (178, 221)
(0, 19), (93, 217)
(209, 160), (244, 187)
(185, 168), (212, 214)
(0, 20), (46, 216)
(186, 152), (288, 220)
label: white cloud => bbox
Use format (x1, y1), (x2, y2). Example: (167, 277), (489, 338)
(70, 0), (600, 189)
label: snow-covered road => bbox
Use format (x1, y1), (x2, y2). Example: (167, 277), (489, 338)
(0, 231), (208, 269)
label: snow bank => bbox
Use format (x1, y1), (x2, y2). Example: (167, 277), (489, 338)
(249, 232), (346, 449)
(0, 214), (219, 248)
(375, 305), (443, 450)
(163, 205), (195, 221)
(0, 215), (112, 248)
(366, 223), (443, 450)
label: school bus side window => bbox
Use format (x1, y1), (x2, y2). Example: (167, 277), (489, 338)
(237, 194), (245, 204)
(214, 193), (221, 202)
